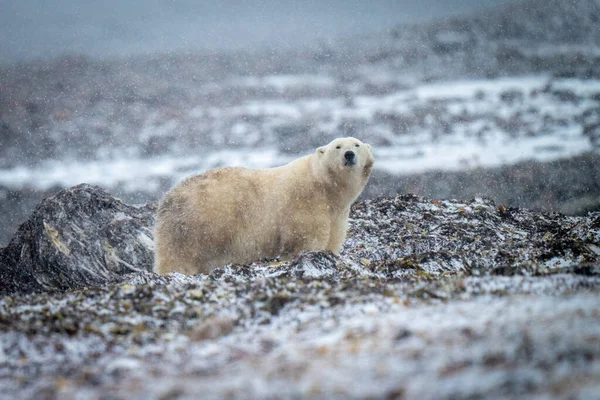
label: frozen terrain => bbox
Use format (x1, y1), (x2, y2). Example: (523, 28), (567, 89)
(2, 280), (599, 399)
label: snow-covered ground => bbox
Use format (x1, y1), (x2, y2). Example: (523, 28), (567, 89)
(121, 292), (600, 399)
(0, 75), (598, 193)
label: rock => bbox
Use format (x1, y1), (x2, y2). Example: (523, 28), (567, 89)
(346, 195), (600, 278)
(0, 184), (156, 295)
(287, 250), (339, 280)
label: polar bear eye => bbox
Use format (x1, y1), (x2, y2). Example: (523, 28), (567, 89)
(335, 145), (341, 149)
(355, 144), (360, 147)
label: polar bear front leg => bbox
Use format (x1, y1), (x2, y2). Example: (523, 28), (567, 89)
(326, 208), (350, 255)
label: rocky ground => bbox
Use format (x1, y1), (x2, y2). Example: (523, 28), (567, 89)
(0, 185), (599, 398)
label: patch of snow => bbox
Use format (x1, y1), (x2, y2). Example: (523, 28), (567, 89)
(414, 76), (549, 100)
(235, 74), (336, 90)
(0, 149), (284, 191)
(137, 232), (155, 251)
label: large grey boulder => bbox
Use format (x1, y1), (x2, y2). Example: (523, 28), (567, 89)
(0, 184), (156, 295)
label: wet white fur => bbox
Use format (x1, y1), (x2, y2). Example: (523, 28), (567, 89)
(154, 137), (374, 275)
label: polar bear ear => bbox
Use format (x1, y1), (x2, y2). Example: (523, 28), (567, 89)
(316, 146), (326, 155)
(365, 143), (372, 151)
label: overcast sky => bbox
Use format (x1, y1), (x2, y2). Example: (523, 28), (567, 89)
(1, 0), (514, 64)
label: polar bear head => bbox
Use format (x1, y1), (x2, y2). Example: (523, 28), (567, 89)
(316, 137), (374, 183)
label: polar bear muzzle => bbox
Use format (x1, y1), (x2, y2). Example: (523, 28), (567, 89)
(344, 151), (356, 166)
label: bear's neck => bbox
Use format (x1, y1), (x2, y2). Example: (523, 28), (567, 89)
(309, 156), (365, 209)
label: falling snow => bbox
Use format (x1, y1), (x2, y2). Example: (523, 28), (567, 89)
(1, 0), (600, 398)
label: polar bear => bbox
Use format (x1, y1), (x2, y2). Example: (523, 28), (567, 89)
(153, 137), (374, 275)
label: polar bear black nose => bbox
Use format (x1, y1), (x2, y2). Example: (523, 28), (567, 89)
(344, 151), (355, 161)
